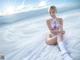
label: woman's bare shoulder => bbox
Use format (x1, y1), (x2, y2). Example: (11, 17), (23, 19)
(57, 17), (63, 20)
(46, 18), (52, 23)
(57, 17), (63, 22)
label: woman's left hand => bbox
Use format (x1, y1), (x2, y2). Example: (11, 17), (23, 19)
(58, 30), (65, 34)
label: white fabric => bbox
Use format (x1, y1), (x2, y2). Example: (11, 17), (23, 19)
(0, 9), (80, 60)
(57, 35), (73, 60)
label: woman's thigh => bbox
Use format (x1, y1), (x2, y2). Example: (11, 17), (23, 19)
(46, 33), (57, 45)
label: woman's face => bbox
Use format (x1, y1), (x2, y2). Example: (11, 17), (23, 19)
(49, 9), (56, 17)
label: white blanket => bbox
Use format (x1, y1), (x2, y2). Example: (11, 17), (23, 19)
(0, 9), (80, 60)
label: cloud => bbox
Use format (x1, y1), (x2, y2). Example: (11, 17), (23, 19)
(38, 1), (47, 7)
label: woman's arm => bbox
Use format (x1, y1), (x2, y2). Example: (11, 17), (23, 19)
(46, 19), (52, 31)
(46, 19), (54, 34)
(59, 18), (65, 34)
(59, 18), (63, 31)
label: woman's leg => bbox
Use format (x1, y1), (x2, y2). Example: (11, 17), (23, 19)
(57, 33), (67, 53)
(57, 33), (73, 60)
(46, 34), (57, 45)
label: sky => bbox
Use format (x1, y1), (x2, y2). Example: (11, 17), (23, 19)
(0, 0), (52, 11)
(0, 0), (79, 16)
(0, 0), (53, 15)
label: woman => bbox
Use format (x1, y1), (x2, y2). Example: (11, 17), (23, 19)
(46, 6), (73, 60)
(46, 6), (65, 45)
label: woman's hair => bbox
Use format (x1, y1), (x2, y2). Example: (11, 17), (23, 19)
(48, 5), (57, 13)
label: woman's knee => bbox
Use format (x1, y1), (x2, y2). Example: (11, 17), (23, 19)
(46, 37), (57, 45)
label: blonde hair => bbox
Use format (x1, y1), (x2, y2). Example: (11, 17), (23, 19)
(48, 5), (57, 13)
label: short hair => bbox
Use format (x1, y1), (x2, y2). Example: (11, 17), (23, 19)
(48, 5), (57, 12)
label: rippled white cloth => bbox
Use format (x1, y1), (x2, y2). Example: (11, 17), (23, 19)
(0, 9), (80, 60)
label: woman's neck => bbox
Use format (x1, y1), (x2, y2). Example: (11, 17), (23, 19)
(52, 15), (56, 19)
(51, 16), (57, 21)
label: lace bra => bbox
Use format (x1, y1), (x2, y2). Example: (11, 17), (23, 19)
(51, 18), (60, 30)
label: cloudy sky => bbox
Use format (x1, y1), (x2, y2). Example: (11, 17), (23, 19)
(0, 0), (79, 16)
